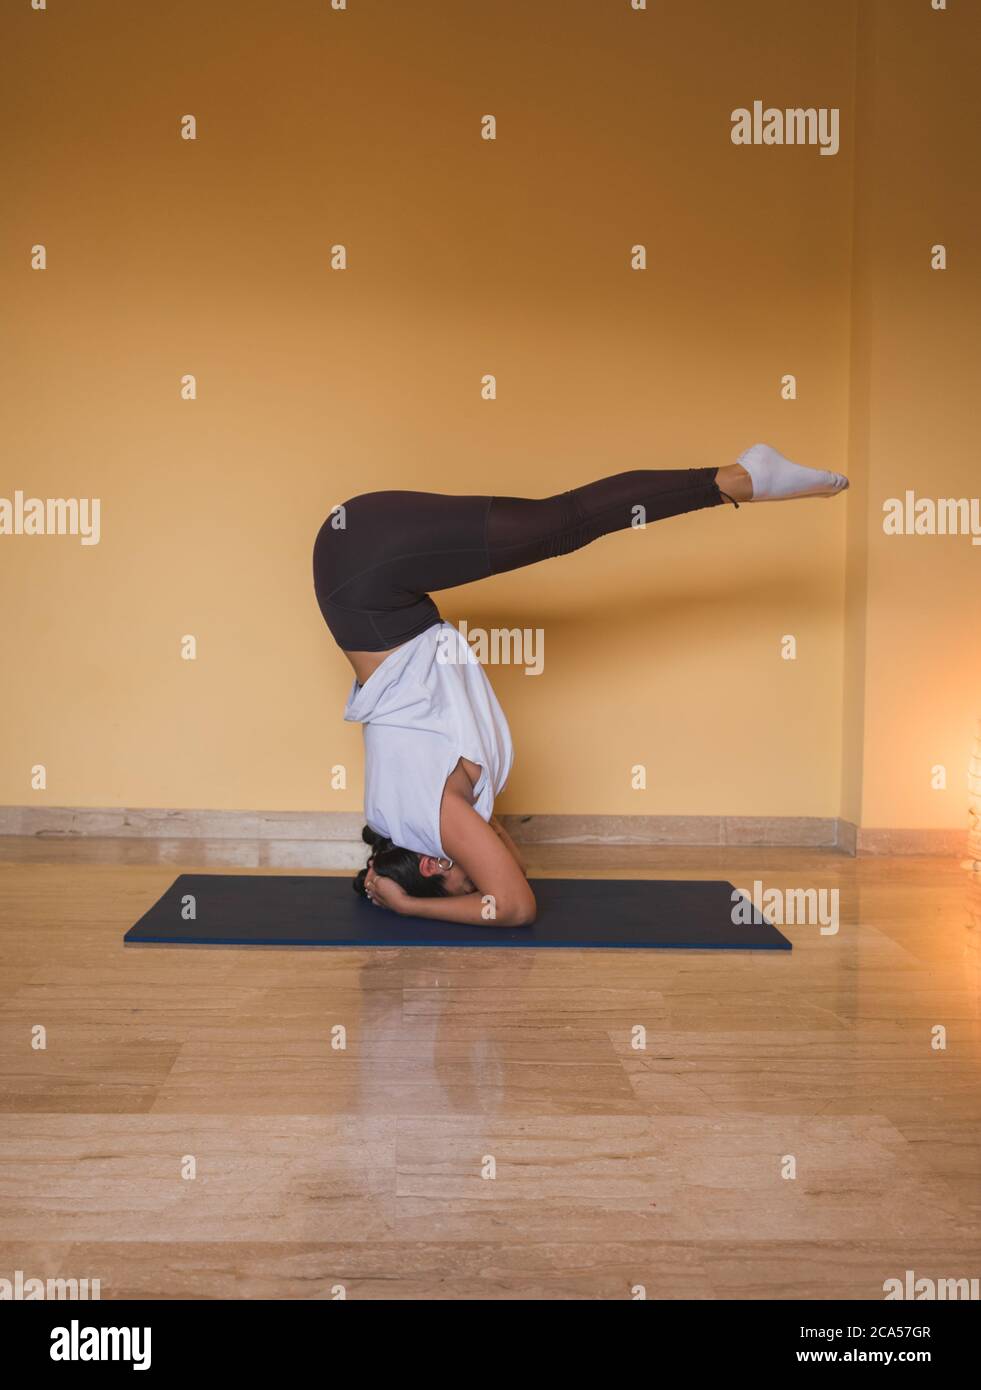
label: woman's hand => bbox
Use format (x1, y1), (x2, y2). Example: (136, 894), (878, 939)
(363, 868), (410, 915)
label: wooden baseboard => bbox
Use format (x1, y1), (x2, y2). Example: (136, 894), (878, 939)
(836, 820), (858, 856)
(0, 805), (365, 842)
(497, 813), (843, 849)
(856, 826), (969, 856)
(0, 806), (965, 860)
(0, 804), (838, 849)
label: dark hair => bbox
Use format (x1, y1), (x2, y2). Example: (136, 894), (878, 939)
(352, 825), (449, 899)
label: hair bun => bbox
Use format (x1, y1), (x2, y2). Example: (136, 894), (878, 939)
(361, 824), (391, 850)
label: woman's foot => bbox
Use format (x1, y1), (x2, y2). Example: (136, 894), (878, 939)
(718, 443), (849, 504)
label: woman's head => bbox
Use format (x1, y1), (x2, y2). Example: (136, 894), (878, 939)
(352, 825), (475, 899)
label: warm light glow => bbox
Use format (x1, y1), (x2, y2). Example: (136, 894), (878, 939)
(969, 718), (981, 872)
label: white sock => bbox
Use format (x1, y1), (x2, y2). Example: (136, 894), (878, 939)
(736, 443), (849, 502)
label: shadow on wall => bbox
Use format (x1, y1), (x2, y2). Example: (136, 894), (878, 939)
(443, 568), (834, 652)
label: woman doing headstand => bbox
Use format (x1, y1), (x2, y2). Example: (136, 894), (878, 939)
(312, 443), (848, 927)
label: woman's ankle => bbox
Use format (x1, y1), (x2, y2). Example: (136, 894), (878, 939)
(715, 463), (752, 504)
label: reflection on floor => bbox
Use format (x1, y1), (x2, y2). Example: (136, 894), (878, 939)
(0, 840), (978, 1300)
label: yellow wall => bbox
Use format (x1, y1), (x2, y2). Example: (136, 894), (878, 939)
(0, 1), (973, 830)
(844, 0), (981, 831)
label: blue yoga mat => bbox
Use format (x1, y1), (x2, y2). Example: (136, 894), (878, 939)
(124, 874), (791, 950)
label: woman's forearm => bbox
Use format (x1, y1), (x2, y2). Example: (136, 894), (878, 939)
(399, 891), (531, 928)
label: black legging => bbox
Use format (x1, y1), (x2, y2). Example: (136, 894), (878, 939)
(313, 467), (726, 651)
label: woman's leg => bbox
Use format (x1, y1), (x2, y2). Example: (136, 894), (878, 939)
(313, 446), (847, 651)
(314, 489), (492, 651)
(483, 442), (849, 576)
(486, 466), (731, 577)
(314, 469), (732, 651)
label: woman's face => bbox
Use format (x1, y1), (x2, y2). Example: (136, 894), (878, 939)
(439, 861), (476, 896)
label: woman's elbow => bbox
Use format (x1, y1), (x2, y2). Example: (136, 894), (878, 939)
(499, 892), (537, 927)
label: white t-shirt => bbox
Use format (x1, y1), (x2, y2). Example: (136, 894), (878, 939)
(344, 621), (514, 860)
